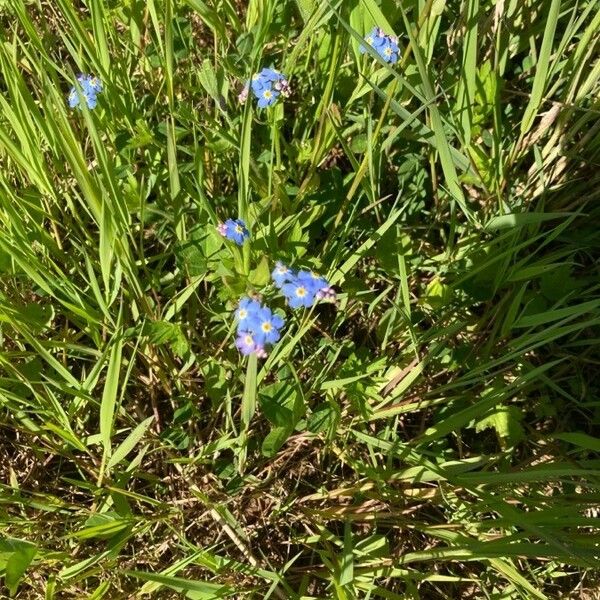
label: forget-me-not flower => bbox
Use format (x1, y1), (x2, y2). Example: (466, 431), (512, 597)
(258, 88), (278, 108)
(297, 270), (330, 295)
(279, 267), (336, 309)
(380, 38), (400, 64)
(281, 278), (316, 309)
(247, 67), (290, 108)
(249, 306), (285, 345)
(271, 261), (293, 288)
(360, 27), (400, 64)
(217, 218), (250, 245)
(236, 331), (262, 356)
(233, 297), (285, 357)
(235, 297), (262, 328)
(68, 74), (103, 110)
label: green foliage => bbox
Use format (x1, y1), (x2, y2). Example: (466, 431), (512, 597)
(1, 0), (600, 597)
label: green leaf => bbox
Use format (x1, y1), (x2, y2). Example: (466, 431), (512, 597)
(307, 402), (340, 436)
(521, 0), (562, 133)
(124, 571), (233, 598)
(258, 380), (304, 428)
(248, 255), (271, 287)
(456, 0), (479, 143)
(421, 276), (452, 310)
(339, 521), (354, 586)
(175, 226), (223, 278)
(261, 426), (291, 457)
(486, 212), (571, 231)
(515, 300), (600, 328)
(295, 0), (316, 22)
(359, 0), (395, 35)
(474, 405), (524, 446)
(238, 88), (253, 217)
(147, 321), (179, 345)
(18, 303), (54, 333)
(75, 512), (130, 540)
(198, 59), (222, 105)
(5, 543), (36, 595)
(99, 336), (123, 477)
(241, 353), (257, 431)
(107, 416), (154, 469)
(553, 433), (600, 453)
(146, 321), (190, 358)
(185, 0), (227, 38)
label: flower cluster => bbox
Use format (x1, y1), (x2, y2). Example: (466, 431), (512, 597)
(68, 75), (103, 110)
(232, 263), (336, 357)
(240, 67), (291, 108)
(234, 297), (285, 357)
(272, 262), (336, 309)
(360, 27), (400, 64)
(217, 218), (250, 245)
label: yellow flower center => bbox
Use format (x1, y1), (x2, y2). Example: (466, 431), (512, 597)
(296, 286), (307, 297)
(235, 224), (243, 234)
(384, 47), (392, 56)
(244, 335), (253, 345)
(238, 309), (247, 319)
(261, 322), (273, 333)
(263, 90), (273, 99)
(366, 36), (373, 44)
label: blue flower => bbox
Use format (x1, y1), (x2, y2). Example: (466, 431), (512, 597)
(233, 299), (284, 356)
(235, 297), (262, 331)
(380, 39), (400, 64)
(217, 218), (249, 245)
(280, 269), (336, 308)
(281, 278), (316, 309)
(249, 67), (290, 108)
(297, 270), (329, 295)
(236, 331), (261, 356)
(360, 27), (387, 53)
(360, 27), (399, 64)
(271, 262), (293, 288)
(87, 76), (103, 93)
(249, 306), (284, 345)
(257, 88), (280, 108)
(68, 74), (102, 110)
(260, 67), (283, 82)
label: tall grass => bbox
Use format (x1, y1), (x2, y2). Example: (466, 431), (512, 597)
(0, 0), (599, 597)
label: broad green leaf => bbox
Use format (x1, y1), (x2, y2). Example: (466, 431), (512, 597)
(261, 426), (291, 457)
(248, 255), (271, 287)
(198, 59), (222, 105)
(5, 543), (36, 596)
(359, 0), (395, 34)
(295, 0), (316, 23)
(259, 380), (304, 427)
(307, 402), (340, 436)
(474, 405), (525, 446)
